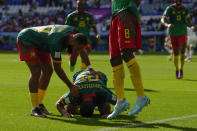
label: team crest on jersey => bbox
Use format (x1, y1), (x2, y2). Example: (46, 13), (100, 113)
(74, 17), (78, 21)
(172, 11), (176, 14)
(178, 11), (180, 14)
(182, 11), (186, 14)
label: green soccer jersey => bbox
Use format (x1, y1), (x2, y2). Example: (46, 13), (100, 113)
(163, 4), (189, 36)
(111, 0), (139, 18)
(62, 70), (117, 106)
(17, 25), (76, 62)
(65, 11), (95, 41)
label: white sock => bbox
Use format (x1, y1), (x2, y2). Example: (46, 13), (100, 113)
(189, 49), (193, 59)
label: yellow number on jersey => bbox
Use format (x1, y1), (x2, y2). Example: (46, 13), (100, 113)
(79, 21), (85, 27)
(177, 15), (181, 21)
(125, 29), (130, 39)
(34, 25), (55, 34)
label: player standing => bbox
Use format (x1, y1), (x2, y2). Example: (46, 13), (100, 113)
(161, 0), (197, 79)
(185, 27), (197, 62)
(65, 0), (103, 72)
(17, 25), (100, 117)
(107, 0), (150, 120)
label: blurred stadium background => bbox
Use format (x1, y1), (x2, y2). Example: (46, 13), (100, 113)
(0, 0), (196, 52)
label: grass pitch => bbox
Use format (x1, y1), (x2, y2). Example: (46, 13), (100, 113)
(0, 53), (197, 131)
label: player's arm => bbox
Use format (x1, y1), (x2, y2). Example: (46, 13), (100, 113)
(185, 15), (197, 31)
(79, 49), (103, 78)
(90, 14), (103, 45)
(161, 7), (174, 28)
(56, 97), (73, 117)
(53, 62), (80, 97)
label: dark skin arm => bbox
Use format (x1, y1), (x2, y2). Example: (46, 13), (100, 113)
(161, 16), (174, 28)
(92, 25), (104, 45)
(56, 98), (73, 117)
(53, 62), (79, 97)
(79, 49), (104, 79)
(185, 16), (197, 31)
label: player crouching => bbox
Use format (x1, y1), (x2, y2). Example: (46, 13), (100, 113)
(56, 70), (117, 118)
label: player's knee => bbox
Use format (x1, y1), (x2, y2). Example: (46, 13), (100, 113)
(121, 48), (135, 62)
(31, 67), (41, 78)
(110, 56), (122, 67)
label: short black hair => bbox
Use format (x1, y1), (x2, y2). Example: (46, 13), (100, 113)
(80, 101), (94, 117)
(73, 33), (88, 46)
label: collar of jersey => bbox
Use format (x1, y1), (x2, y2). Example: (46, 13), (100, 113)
(173, 3), (183, 8)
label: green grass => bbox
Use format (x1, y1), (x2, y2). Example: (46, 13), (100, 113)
(0, 53), (197, 131)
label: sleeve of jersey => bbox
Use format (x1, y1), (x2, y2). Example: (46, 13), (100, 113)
(51, 51), (62, 63)
(89, 14), (96, 27)
(62, 92), (81, 105)
(163, 6), (170, 17)
(65, 15), (72, 25)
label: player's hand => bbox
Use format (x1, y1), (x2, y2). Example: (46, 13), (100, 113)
(96, 34), (104, 45)
(167, 24), (174, 28)
(191, 26), (197, 32)
(62, 112), (74, 118)
(70, 85), (80, 98)
(89, 68), (104, 80)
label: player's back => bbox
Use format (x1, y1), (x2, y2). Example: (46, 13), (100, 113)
(17, 25), (75, 52)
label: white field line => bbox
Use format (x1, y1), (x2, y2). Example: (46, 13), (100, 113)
(92, 114), (197, 131)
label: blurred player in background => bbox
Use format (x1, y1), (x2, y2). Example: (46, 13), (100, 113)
(65, 0), (103, 72)
(161, 0), (197, 79)
(56, 70), (117, 118)
(17, 25), (100, 117)
(164, 28), (173, 61)
(185, 27), (197, 62)
(107, 0), (150, 120)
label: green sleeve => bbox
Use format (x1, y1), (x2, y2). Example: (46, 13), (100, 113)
(65, 14), (72, 25)
(50, 49), (62, 62)
(89, 14), (95, 26)
(62, 91), (81, 105)
(163, 6), (171, 17)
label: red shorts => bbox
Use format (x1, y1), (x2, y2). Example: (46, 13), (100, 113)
(170, 35), (187, 50)
(69, 43), (91, 57)
(17, 40), (51, 63)
(109, 10), (142, 57)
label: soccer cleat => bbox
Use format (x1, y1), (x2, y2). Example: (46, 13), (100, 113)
(128, 96), (150, 116)
(39, 104), (52, 115)
(31, 107), (46, 117)
(185, 57), (192, 62)
(178, 70), (183, 79)
(176, 70), (179, 79)
(107, 99), (130, 120)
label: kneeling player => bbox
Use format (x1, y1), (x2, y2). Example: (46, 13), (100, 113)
(56, 70), (117, 118)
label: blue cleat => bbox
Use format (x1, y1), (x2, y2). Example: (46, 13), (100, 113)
(107, 99), (130, 120)
(128, 96), (150, 116)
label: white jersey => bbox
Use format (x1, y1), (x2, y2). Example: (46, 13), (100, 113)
(187, 27), (197, 46)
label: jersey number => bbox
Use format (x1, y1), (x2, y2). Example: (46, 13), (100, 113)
(177, 15), (181, 21)
(125, 29), (130, 39)
(81, 73), (99, 82)
(34, 25), (67, 34)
